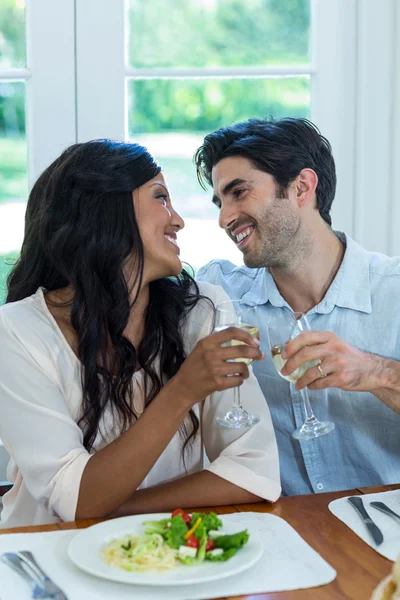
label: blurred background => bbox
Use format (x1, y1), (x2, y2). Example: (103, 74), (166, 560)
(0, 0), (399, 304)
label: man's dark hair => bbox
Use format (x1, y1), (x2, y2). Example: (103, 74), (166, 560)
(194, 117), (336, 226)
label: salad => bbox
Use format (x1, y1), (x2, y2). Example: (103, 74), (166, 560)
(101, 508), (249, 572)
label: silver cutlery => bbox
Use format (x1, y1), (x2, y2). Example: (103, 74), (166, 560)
(370, 501), (400, 524)
(347, 496), (384, 546)
(0, 550), (68, 599)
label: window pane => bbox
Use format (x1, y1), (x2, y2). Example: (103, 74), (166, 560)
(0, 0), (26, 68)
(127, 0), (311, 69)
(0, 81), (27, 304)
(127, 77), (310, 269)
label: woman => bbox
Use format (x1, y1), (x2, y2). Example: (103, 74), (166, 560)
(0, 140), (280, 527)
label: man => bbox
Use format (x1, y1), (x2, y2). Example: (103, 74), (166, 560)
(195, 117), (400, 496)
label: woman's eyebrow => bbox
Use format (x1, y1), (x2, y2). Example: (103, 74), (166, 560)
(150, 182), (169, 193)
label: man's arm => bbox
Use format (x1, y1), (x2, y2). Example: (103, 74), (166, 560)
(280, 331), (400, 414)
(365, 356), (400, 412)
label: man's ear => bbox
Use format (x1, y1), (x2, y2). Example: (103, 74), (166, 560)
(295, 168), (318, 208)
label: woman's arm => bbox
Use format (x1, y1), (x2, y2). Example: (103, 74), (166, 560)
(76, 382), (191, 519)
(112, 470), (262, 517)
(108, 368), (280, 519)
(76, 325), (262, 519)
(0, 311), (262, 522)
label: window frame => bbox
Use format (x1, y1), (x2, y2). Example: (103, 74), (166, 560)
(0, 0), (77, 187)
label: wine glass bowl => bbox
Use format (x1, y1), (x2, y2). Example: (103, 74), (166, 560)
(213, 300), (261, 429)
(266, 311), (335, 441)
(268, 316), (319, 384)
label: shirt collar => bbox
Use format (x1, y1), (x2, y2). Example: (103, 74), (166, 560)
(326, 233), (372, 314)
(239, 232), (372, 314)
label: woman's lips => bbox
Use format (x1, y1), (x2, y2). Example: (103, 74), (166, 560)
(164, 235), (180, 254)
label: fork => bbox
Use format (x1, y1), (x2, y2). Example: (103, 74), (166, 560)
(370, 501), (400, 524)
(1, 550), (68, 599)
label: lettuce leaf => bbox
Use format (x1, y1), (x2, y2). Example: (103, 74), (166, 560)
(165, 515), (189, 549)
(190, 512), (222, 532)
(206, 548), (237, 561)
(213, 530), (249, 551)
(143, 518), (170, 538)
(178, 556), (196, 566)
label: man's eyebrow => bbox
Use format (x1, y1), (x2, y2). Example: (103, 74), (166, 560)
(222, 178), (247, 196)
(212, 178), (248, 206)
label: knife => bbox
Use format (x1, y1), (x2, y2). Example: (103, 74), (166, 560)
(1, 550), (68, 599)
(347, 496), (384, 546)
(370, 501), (400, 523)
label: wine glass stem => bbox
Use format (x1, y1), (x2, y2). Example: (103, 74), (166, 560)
(233, 385), (242, 409)
(299, 387), (317, 421)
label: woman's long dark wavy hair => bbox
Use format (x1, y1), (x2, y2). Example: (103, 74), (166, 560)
(7, 140), (206, 455)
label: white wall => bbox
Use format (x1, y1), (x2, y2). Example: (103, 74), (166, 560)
(320, 0), (400, 256)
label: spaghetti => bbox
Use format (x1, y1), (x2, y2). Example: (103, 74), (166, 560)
(101, 533), (177, 572)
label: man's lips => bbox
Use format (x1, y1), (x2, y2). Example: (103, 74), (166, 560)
(236, 228), (254, 249)
(229, 224), (255, 248)
(232, 224), (254, 237)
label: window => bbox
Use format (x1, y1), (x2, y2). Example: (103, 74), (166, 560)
(127, 0), (312, 268)
(77, 0), (313, 269)
(0, 0), (27, 302)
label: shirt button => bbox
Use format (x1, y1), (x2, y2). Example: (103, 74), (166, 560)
(316, 483), (324, 491)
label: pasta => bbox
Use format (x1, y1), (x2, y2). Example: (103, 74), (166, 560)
(101, 533), (177, 572)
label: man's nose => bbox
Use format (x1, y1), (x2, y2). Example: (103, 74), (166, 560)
(218, 202), (238, 230)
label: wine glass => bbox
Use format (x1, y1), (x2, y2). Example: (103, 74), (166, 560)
(213, 299), (260, 429)
(266, 311), (335, 441)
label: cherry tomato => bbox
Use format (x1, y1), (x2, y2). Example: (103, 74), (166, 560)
(186, 534), (199, 548)
(171, 508), (191, 526)
(206, 539), (215, 552)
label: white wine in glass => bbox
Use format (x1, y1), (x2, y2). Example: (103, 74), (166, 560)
(267, 312), (335, 441)
(271, 344), (318, 383)
(213, 324), (260, 366)
(213, 300), (260, 428)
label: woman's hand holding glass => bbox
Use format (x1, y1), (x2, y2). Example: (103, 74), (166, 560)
(211, 300), (261, 428)
(169, 325), (263, 410)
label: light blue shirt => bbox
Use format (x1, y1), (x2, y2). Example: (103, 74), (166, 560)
(197, 234), (400, 495)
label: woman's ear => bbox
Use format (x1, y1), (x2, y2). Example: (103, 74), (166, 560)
(295, 168), (318, 208)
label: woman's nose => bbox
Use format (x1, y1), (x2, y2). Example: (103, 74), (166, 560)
(172, 208), (185, 231)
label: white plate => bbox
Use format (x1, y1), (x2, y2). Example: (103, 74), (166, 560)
(68, 512), (263, 586)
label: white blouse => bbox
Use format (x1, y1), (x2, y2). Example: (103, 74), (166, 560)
(0, 282), (281, 527)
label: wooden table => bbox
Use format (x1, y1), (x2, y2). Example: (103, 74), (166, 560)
(1, 484), (398, 600)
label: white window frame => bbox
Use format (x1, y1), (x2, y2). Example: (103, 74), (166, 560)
(0, 0), (77, 188)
